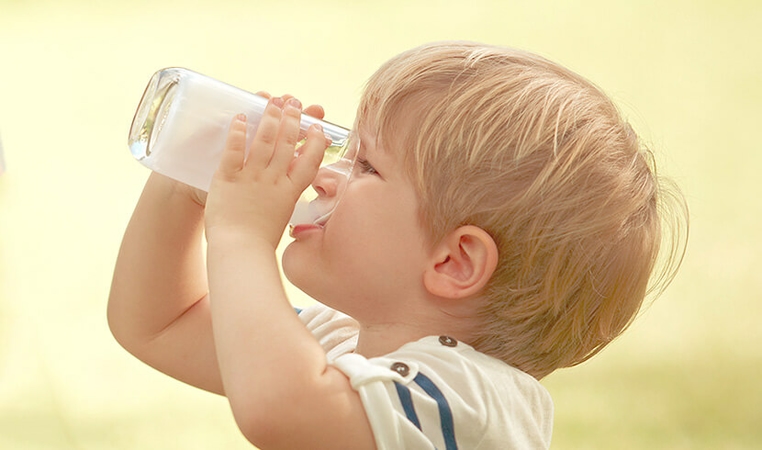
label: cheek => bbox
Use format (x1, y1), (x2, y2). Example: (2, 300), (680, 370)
(282, 184), (427, 299)
(332, 197), (425, 275)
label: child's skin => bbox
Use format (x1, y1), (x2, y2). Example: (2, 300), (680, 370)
(109, 94), (498, 448)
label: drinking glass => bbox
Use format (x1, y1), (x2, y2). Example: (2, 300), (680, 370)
(128, 67), (356, 226)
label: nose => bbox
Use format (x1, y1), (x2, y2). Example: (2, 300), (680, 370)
(311, 161), (351, 198)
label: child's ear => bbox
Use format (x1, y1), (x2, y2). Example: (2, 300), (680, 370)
(423, 225), (498, 299)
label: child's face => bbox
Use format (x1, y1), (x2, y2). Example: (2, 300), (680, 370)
(282, 123), (431, 322)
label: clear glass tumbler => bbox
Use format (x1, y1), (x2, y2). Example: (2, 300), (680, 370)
(127, 67), (356, 226)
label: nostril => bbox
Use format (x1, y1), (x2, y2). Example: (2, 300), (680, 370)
(312, 171), (340, 198)
(313, 184), (328, 197)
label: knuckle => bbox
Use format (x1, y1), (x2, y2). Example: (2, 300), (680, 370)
(258, 129), (278, 146)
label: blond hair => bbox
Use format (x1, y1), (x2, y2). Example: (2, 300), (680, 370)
(357, 41), (688, 379)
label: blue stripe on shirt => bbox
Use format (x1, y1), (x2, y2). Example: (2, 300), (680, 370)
(394, 381), (422, 430)
(414, 373), (458, 450)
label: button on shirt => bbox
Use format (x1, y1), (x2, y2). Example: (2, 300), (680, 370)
(299, 304), (554, 450)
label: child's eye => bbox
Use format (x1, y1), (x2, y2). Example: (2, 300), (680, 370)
(357, 158), (379, 176)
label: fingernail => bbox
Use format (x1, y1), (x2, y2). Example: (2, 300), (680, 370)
(271, 97), (285, 108)
(235, 113), (247, 122)
(287, 97), (302, 110)
(311, 124), (331, 145)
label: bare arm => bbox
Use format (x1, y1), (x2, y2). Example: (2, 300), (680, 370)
(204, 101), (376, 449)
(108, 96), (375, 448)
(107, 172), (224, 394)
(106, 95), (327, 396)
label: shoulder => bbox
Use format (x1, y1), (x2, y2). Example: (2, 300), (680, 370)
(333, 335), (554, 450)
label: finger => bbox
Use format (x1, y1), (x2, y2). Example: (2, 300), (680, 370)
(304, 104), (325, 120)
(246, 97), (283, 170)
(278, 94), (325, 136)
(297, 104), (325, 141)
(277, 94), (303, 132)
(269, 97), (303, 172)
(289, 124), (329, 189)
(217, 114), (248, 176)
(276, 92), (324, 119)
(255, 90), (272, 100)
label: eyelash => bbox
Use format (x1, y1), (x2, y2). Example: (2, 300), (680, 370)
(357, 158), (378, 175)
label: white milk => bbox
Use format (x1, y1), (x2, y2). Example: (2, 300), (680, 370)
(128, 68), (354, 224)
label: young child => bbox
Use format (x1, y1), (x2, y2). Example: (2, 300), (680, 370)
(108, 41), (686, 449)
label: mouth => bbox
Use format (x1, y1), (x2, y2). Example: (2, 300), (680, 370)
(288, 221), (325, 238)
(288, 201), (334, 238)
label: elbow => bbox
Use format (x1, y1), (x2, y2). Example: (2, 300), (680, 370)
(106, 303), (132, 353)
(106, 291), (141, 355)
(234, 411), (283, 449)
(106, 295), (125, 345)
(228, 393), (301, 449)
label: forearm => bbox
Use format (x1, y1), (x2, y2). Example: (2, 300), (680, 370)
(206, 234), (353, 445)
(207, 234), (328, 396)
(201, 101), (375, 448)
(108, 173), (219, 391)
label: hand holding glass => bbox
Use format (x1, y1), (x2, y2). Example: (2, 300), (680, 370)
(128, 67), (356, 226)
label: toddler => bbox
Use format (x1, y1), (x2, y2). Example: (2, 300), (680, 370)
(108, 41), (687, 449)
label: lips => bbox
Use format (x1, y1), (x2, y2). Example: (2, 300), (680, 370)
(289, 222), (324, 238)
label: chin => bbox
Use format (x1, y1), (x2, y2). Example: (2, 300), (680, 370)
(281, 243), (302, 285)
(282, 243), (319, 298)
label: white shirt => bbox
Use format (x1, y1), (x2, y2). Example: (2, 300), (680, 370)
(299, 304), (554, 449)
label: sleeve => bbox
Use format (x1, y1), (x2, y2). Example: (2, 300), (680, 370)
(297, 303), (359, 361)
(332, 348), (491, 450)
(333, 353), (440, 450)
(332, 338), (553, 450)
(299, 313), (553, 449)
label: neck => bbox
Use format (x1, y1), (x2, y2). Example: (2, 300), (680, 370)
(354, 323), (424, 358)
(353, 312), (477, 358)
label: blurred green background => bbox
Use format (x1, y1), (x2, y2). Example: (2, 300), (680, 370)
(1, 0), (760, 448)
